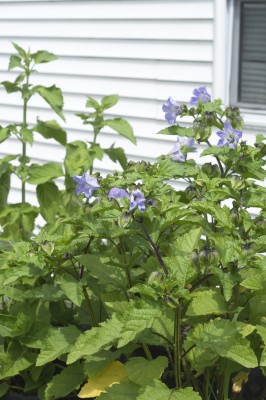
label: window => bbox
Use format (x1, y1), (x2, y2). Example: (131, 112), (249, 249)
(231, 0), (266, 108)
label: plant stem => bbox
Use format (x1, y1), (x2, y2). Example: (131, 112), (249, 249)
(142, 343), (153, 360)
(206, 139), (224, 175)
(82, 286), (97, 326)
(119, 237), (132, 289)
(139, 221), (169, 276)
(89, 126), (99, 174)
(174, 304), (182, 389)
(21, 97), (27, 204)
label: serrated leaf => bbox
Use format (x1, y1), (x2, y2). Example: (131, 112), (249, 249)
(21, 127), (33, 145)
(34, 119), (67, 145)
(8, 54), (23, 70)
(137, 380), (201, 400)
(67, 315), (123, 364)
(1, 341), (37, 379)
(36, 326), (80, 366)
(103, 118), (136, 144)
(1, 81), (21, 93)
(37, 181), (61, 222)
(33, 85), (65, 120)
(64, 141), (92, 184)
(241, 271), (266, 291)
(104, 146), (127, 170)
(186, 290), (227, 316)
(27, 162), (64, 184)
(31, 50), (57, 64)
(157, 125), (194, 137)
(57, 274), (83, 306)
(189, 319), (258, 368)
(157, 158), (198, 179)
(45, 362), (84, 400)
(202, 99), (222, 113)
(101, 94), (119, 110)
(12, 42), (27, 58)
(201, 146), (231, 157)
(190, 201), (233, 230)
(98, 381), (139, 400)
(86, 96), (100, 110)
(78, 361), (127, 398)
(118, 306), (162, 348)
(0, 127), (11, 143)
(125, 356), (168, 386)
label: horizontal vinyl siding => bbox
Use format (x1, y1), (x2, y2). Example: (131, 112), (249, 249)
(0, 0), (214, 203)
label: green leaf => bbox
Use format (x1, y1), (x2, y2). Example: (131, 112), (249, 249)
(157, 158), (199, 179)
(34, 119), (67, 145)
(31, 50), (57, 64)
(21, 127), (33, 145)
(190, 201), (233, 230)
(118, 305), (162, 348)
(12, 42), (27, 58)
(37, 181), (61, 223)
(189, 319), (258, 368)
(0, 382), (9, 397)
(104, 146), (127, 170)
(57, 274), (84, 307)
(0, 168), (11, 211)
(101, 94), (119, 110)
(201, 146), (231, 157)
(8, 55), (23, 70)
(202, 99), (223, 113)
(157, 125), (194, 137)
(137, 380), (201, 400)
(86, 96), (101, 110)
(186, 290), (227, 316)
(44, 362), (84, 400)
(126, 356), (168, 386)
(98, 381), (139, 400)
(0, 127), (11, 143)
(241, 271), (266, 291)
(33, 85), (65, 120)
(1, 341), (37, 379)
(256, 134), (266, 144)
(67, 315), (123, 364)
(1, 81), (21, 93)
(103, 118), (136, 144)
(27, 162), (64, 184)
(64, 141), (92, 188)
(36, 326), (80, 366)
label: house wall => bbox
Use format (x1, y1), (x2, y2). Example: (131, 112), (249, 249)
(0, 0), (264, 207)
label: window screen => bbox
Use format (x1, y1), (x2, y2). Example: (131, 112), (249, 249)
(239, 2), (266, 105)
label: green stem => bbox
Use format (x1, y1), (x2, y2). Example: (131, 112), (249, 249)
(174, 304), (182, 389)
(21, 98), (27, 204)
(89, 127), (99, 174)
(119, 237), (132, 289)
(206, 139), (224, 175)
(82, 286), (97, 326)
(142, 343), (153, 360)
(139, 220), (169, 276)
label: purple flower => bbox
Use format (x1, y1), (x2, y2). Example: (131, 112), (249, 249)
(73, 173), (100, 198)
(216, 121), (242, 148)
(190, 86), (211, 106)
(162, 97), (181, 125)
(108, 187), (129, 199)
(169, 136), (195, 162)
(130, 189), (146, 212)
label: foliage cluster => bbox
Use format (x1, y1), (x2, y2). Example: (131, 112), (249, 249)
(0, 44), (265, 400)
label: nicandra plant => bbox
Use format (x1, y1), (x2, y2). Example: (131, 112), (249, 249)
(0, 87), (265, 400)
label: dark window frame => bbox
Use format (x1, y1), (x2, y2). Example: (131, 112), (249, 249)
(231, 0), (266, 109)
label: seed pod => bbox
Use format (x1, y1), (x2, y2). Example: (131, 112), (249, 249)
(199, 247), (209, 266)
(185, 185), (197, 200)
(193, 120), (211, 141)
(207, 248), (220, 265)
(118, 212), (132, 228)
(225, 106), (241, 118)
(228, 115), (244, 130)
(148, 270), (164, 284)
(203, 111), (216, 127)
(231, 175), (245, 190)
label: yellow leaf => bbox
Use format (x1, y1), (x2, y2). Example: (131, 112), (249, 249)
(78, 361), (128, 398)
(232, 371), (249, 393)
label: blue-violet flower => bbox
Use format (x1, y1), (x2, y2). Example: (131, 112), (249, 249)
(169, 136), (195, 162)
(73, 173), (100, 198)
(216, 121), (242, 148)
(108, 187), (129, 199)
(190, 86), (211, 106)
(130, 189), (146, 212)
(162, 97), (181, 125)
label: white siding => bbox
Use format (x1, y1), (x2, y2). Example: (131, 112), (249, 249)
(0, 0), (214, 204)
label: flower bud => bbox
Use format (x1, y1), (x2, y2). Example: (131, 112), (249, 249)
(185, 185), (197, 200)
(230, 175), (245, 190)
(242, 242), (254, 255)
(118, 212), (132, 228)
(207, 248), (220, 265)
(203, 111), (216, 127)
(193, 120), (211, 141)
(225, 106), (241, 118)
(202, 163), (220, 178)
(199, 247), (209, 266)
(148, 270), (164, 284)
(230, 208), (239, 224)
(227, 116), (244, 130)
